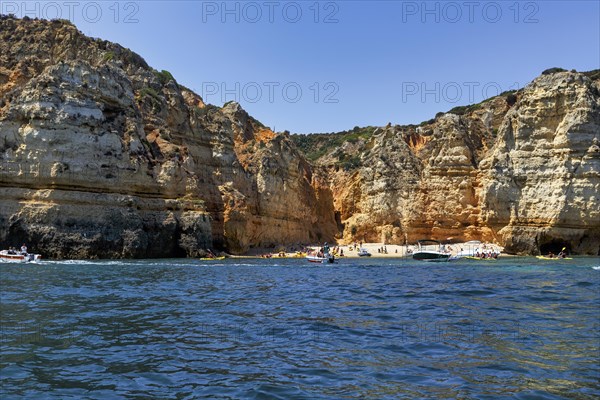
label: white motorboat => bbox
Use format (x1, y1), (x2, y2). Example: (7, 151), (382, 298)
(0, 250), (42, 263)
(358, 248), (371, 257)
(452, 241), (501, 260)
(306, 243), (336, 264)
(306, 254), (335, 264)
(453, 240), (482, 258)
(412, 240), (450, 262)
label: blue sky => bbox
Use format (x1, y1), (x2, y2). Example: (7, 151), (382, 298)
(6, 0), (600, 133)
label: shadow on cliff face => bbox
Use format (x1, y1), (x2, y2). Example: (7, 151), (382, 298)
(537, 231), (600, 256)
(3, 202), (213, 259)
(539, 240), (571, 256)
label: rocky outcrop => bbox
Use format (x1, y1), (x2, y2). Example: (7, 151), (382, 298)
(480, 72), (600, 255)
(2, 17), (598, 257)
(0, 16), (337, 258)
(208, 102), (338, 253)
(300, 71), (600, 255)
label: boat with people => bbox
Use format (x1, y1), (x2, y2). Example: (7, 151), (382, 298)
(306, 254), (335, 263)
(453, 240), (482, 258)
(199, 248), (226, 261)
(412, 240), (450, 262)
(306, 243), (336, 264)
(451, 240), (502, 260)
(537, 248), (571, 260)
(0, 245), (42, 263)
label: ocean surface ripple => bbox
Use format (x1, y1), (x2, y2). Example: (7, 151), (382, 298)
(1, 257), (599, 399)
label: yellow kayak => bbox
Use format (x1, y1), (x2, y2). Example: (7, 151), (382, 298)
(199, 256), (226, 261)
(536, 256), (572, 260)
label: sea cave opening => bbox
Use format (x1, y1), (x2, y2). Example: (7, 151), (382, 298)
(539, 240), (571, 256)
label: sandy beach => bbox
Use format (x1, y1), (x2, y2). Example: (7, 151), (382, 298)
(239, 242), (504, 259)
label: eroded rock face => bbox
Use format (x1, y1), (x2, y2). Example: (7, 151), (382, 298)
(304, 72), (600, 255)
(323, 125), (422, 244)
(2, 17), (598, 257)
(0, 16), (337, 257)
(480, 72), (600, 255)
(213, 102), (338, 253)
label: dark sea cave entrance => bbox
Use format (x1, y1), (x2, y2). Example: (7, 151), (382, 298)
(539, 240), (571, 255)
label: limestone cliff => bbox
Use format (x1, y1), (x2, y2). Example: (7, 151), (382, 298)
(294, 71), (600, 255)
(2, 16), (598, 257)
(481, 72), (600, 254)
(0, 16), (336, 258)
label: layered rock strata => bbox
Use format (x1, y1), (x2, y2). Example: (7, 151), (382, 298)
(2, 16), (598, 257)
(0, 16), (336, 258)
(301, 72), (599, 255)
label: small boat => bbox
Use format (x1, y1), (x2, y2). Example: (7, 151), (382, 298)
(306, 254), (335, 264)
(199, 256), (226, 261)
(412, 240), (450, 262)
(536, 256), (572, 260)
(453, 241), (482, 258)
(0, 250), (42, 263)
(537, 247), (571, 260)
(464, 256), (497, 261)
(453, 241), (501, 260)
(358, 248), (371, 257)
(307, 243), (336, 264)
(306, 247), (335, 264)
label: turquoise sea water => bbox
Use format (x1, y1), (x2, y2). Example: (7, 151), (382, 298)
(1, 257), (599, 399)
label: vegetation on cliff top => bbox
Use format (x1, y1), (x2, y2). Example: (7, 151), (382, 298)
(444, 89), (519, 116)
(292, 68), (600, 166)
(154, 69), (176, 85)
(583, 69), (600, 81)
(291, 126), (376, 162)
(291, 88), (521, 164)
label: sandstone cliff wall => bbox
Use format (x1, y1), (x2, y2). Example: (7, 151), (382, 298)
(304, 72), (599, 255)
(0, 16), (337, 258)
(480, 72), (600, 254)
(2, 16), (598, 257)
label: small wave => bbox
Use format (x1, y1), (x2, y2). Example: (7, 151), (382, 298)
(431, 289), (495, 297)
(42, 260), (131, 266)
(593, 266), (600, 270)
(197, 262), (256, 267)
(42, 260), (97, 265)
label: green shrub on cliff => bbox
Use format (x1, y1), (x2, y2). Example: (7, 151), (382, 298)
(447, 103), (482, 116)
(154, 69), (176, 85)
(542, 67), (567, 75)
(340, 155), (362, 171)
(103, 52), (115, 62)
(139, 87), (162, 111)
(333, 151), (362, 171)
(291, 126), (376, 162)
(583, 69), (600, 81)
(506, 92), (518, 106)
(140, 87), (160, 101)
